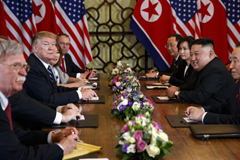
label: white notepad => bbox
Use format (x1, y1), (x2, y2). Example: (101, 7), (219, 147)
(183, 117), (198, 123)
(157, 96), (169, 100)
(146, 86), (168, 89)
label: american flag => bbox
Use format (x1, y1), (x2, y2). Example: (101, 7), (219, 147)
(222, 0), (240, 55)
(55, 0), (92, 70)
(170, 0), (201, 39)
(3, 0), (36, 59)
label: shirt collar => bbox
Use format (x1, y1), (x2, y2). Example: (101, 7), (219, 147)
(0, 91), (8, 111)
(34, 53), (51, 69)
(175, 55), (180, 61)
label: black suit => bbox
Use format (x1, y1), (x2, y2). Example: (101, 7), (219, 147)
(203, 82), (240, 124)
(168, 61), (195, 86)
(64, 53), (85, 77)
(24, 54), (79, 105)
(158, 56), (182, 76)
(9, 89), (57, 130)
(0, 105), (63, 160)
(179, 57), (235, 106)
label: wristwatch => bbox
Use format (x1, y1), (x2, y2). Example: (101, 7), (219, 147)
(175, 91), (180, 99)
(156, 72), (159, 78)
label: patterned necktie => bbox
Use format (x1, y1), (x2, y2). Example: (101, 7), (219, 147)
(5, 102), (13, 130)
(61, 58), (65, 72)
(47, 65), (54, 83)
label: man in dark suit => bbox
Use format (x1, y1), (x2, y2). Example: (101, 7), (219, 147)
(185, 43), (240, 124)
(146, 34), (183, 78)
(9, 88), (81, 130)
(24, 31), (97, 105)
(167, 38), (235, 106)
(57, 33), (97, 78)
(0, 40), (79, 159)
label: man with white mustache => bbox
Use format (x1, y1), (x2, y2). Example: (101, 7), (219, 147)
(166, 38), (235, 106)
(0, 40), (79, 159)
(185, 43), (240, 124)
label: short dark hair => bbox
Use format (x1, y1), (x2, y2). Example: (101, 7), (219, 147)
(177, 36), (195, 51)
(190, 38), (214, 51)
(168, 34), (183, 42)
(236, 42), (240, 47)
(57, 33), (70, 42)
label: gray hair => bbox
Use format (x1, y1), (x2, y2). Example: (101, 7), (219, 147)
(0, 40), (23, 63)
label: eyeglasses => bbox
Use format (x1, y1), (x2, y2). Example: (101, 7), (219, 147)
(3, 63), (31, 73)
(165, 43), (176, 48)
(59, 42), (70, 46)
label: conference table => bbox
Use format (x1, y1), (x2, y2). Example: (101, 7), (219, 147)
(61, 73), (240, 160)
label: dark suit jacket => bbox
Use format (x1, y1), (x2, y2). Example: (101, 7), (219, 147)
(158, 56), (182, 76)
(9, 89), (57, 130)
(64, 53), (85, 77)
(203, 82), (240, 124)
(179, 57), (235, 106)
(0, 105), (63, 160)
(24, 54), (79, 105)
(168, 61), (195, 86)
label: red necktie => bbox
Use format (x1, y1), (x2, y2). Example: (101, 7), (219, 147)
(5, 102), (13, 130)
(61, 58), (66, 72)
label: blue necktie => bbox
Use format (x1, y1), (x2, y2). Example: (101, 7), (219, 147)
(47, 65), (54, 83)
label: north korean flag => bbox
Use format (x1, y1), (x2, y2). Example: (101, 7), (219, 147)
(130, 0), (174, 70)
(32, 0), (58, 34)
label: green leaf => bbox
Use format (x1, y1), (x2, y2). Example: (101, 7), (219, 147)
(162, 148), (172, 155)
(122, 153), (134, 160)
(156, 137), (162, 148)
(111, 109), (119, 116)
(143, 133), (150, 144)
(116, 146), (124, 154)
(162, 141), (174, 149)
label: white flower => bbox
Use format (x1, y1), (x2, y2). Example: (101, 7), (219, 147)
(132, 102), (140, 111)
(128, 137), (136, 143)
(116, 82), (121, 87)
(127, 144), (136, 154)
(146, 144), (160, 158)
(126, 87), (132, 92)
(122, 99), (128, 105)
(158, 132), (169, 142)
(112, 68), (119, 74)
(122, 132), (131, 141)
(117, 61), (122, 66)
(119, 140), (124, 145)
(150, 129), (158, 145)
(143, 102), (149, 107)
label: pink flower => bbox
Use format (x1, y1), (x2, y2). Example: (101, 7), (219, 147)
(132, 130), (143, 142)
(121, 124), (130, 132)
(137, 114), (146, 118)
(112, 75), (121, 85)
(137, 140), (147, 152)
(131, 120), (136, 126)
(112, 101), (117, 109)
(153, 122), (162, 131)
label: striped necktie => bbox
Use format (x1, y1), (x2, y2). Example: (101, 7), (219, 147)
(47, 65), (54, 83)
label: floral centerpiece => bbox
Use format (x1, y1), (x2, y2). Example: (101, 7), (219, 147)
(111, 75), (140, 95)
(116, 115), (174, 160)
(108, 61), (133, 81)
(111, 90), (154, 120)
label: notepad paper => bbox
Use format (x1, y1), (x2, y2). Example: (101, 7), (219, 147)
(157, 96), (169, 100)
(63, 142), (102, 160)
(91, 96), (99, 100)
(72, 115), (85, 121)
(183, 117), (199, 123)
(89, 77), (98, 80)
(146, 86), (168, 89)
(152, 82), (170, 86)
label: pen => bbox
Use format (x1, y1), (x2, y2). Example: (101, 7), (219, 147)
(75, 139), (82, 143)
(185, 111), (189, 115)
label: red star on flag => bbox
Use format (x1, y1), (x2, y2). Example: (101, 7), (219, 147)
(142, 0), (159, 20)
(199, 1), (211, 20)
(32, 1), (43, 18)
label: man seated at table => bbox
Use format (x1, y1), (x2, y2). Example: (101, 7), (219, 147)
(185, 43), (240, 124)
(146, 34), (183, 78)
(166, 38), (235, 106)
(0, 40), (79, 159)
(0, 35), (81, 130)
(23, 31), (97, 105)
(57, 33), (97, 78)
